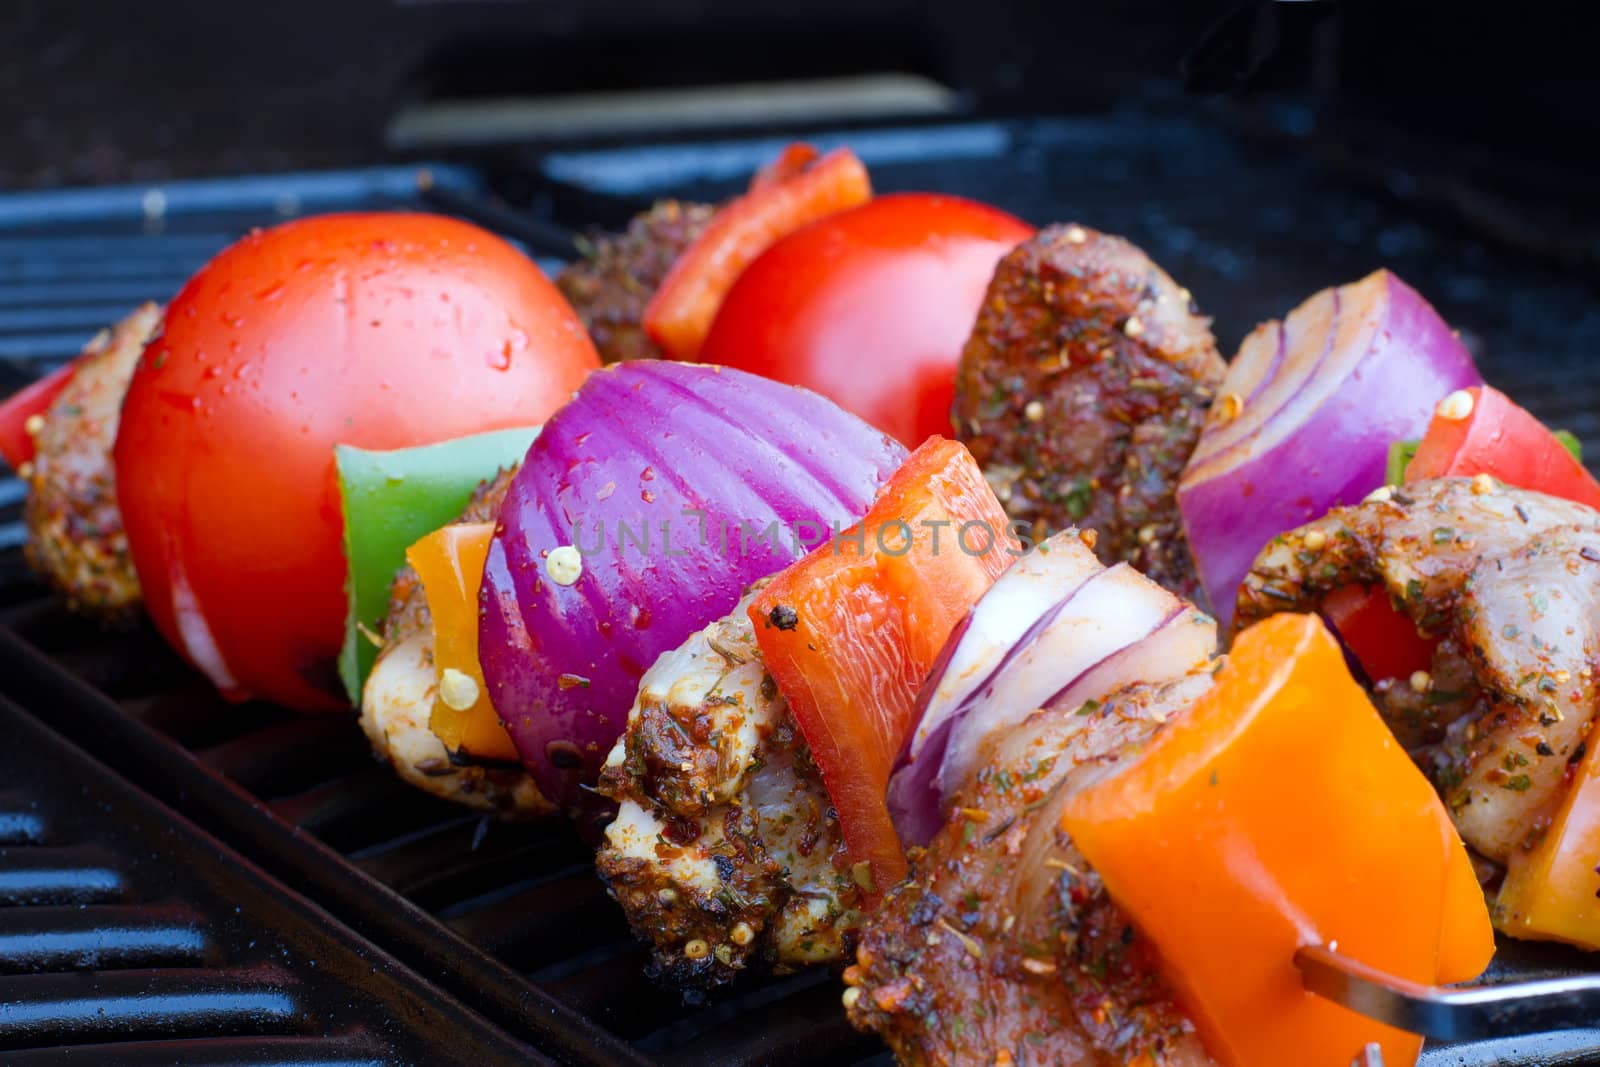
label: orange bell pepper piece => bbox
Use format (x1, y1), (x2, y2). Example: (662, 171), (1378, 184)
(1060, 613), (1493, 1067)
(407, 522), (519, 763)
(1498, 736), (1600, 949)
(750, 437), (1015, 894)
(1439, 843), (1495, 984)
(644, 146), (872, 361)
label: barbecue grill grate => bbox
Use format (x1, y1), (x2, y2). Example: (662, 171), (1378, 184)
(5, 115), (1600, 1066)
(0, 692), (550, 1065)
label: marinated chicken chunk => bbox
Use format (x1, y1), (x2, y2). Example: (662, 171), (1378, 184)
(1236, 476), (1600, 864)
(596, 584), (864, 994)
(846, 673), (1217, 1067)
(22, 303), (162, 622)
(555, 200), (715, 364)
(953, 225), (1224, 603)
(360, 467), (551, 817)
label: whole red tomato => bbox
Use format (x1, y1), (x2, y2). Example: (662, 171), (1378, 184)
(699, 193), (1033, 447)
(114, 213), (598, 711)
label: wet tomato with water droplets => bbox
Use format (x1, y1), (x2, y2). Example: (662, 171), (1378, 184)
(114, 213), (598, 710)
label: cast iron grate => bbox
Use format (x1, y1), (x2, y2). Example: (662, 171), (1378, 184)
(0, 692), (547, 1065)
(4, 116), (1600, 1065)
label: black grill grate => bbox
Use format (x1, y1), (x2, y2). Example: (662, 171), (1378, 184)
(4, 116), (1600, 1065)
(0, 694), (548, 1065)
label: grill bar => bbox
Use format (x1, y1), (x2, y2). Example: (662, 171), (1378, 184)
(0, 905), (210, 973)
(4, 1034), (396, 1067)
(0, 848), (125, 906)
(0, 968), (304, 1050)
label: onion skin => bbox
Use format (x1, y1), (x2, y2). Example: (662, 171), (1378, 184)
(1177, 269), (1482, 629)
(479, 361), (906, 810)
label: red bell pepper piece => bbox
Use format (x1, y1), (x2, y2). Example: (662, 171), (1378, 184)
(644, 146), (872, 361)
(1329, 386), (1600, 681)
(1320, 584), (1440, 684)
(747, 142), (820, 192)
(0, 360), (79, 470)
(749, 438), (1015, 894)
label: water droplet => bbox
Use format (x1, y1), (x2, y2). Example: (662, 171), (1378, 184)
(159, 390), (200, 414)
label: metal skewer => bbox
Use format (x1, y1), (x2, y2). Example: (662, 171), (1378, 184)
(1297, 943), (1600, 1042)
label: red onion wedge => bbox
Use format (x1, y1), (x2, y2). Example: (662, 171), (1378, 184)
(886, 533), (1103, 844)
(479, 361), (905, 812)
(937, 564), (1184, 797)
(1177, 269), (1482, 629)
(1042, 603), (1217, 726)
(886, 530), (1211, 845)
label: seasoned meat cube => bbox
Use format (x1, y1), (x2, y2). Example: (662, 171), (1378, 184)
(22, 303), (163, 623)
(360, 467), (551, 817)
(845, 672), (1217, 1066)
(953, 225), (1224, 602)
(555, 201), (715, 364)
(595, 584), (864, 994)
(1236, 476), (1600, 864)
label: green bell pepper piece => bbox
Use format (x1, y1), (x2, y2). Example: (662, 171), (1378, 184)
(336, 425), (539, 705)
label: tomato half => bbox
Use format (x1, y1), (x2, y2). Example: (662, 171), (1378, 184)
(114, 213), (598, 711)
(700, 194), (1033, 448)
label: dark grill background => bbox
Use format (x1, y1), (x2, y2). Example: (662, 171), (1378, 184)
(4, 112), (1600, 1064)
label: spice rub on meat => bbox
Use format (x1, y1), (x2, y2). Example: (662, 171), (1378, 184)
(22, 302), (163, 623)
(360, 466), (551, 817)
(953, 225), (1224, 603)
(555, 201), (715, 364)
(596, 583), (864, 994)
(1235, 476), (1600, 866)
(845, 672), (1217, 1067)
